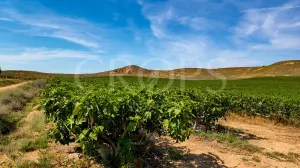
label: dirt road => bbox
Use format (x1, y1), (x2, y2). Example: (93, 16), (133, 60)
(0, 82), (29, 92)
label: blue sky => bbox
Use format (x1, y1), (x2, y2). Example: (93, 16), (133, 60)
(0, 0), (299, 73)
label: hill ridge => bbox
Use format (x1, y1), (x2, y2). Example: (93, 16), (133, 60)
(2, 60), (300, 80)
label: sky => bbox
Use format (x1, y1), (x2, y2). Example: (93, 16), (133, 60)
(0, 0), (299, 73)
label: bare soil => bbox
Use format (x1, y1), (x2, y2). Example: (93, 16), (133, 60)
(163, 116), (300, 168)
(220, 119), (300, 154)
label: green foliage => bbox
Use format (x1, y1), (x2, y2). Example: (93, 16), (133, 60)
(41, 80), (199, 166)
(39, 77), (300, 166)
(41, 79), (229, 166)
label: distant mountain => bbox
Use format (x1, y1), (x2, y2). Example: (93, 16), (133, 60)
(2, 60), (300, 80)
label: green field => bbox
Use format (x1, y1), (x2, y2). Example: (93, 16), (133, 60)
(68, 76), (300, 99)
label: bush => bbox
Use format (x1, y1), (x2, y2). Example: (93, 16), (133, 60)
(41, 81), (194, 166)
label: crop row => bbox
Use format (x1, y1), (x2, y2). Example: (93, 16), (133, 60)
(40, 78), (300, 166)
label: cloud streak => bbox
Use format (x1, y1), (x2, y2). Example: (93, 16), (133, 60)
(241, 5), (300, 13)
(139, 0), (300, 68)
(0, 48), (98, 62)
(0, 17), (13, 21)
(0, 3), (105, 51)
(235, 1), (300, 50)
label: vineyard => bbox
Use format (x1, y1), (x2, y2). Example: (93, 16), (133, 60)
(40, 76), (300, 166)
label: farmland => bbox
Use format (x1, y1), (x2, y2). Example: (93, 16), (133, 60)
(0, 0), (299, 166)
(1, 75), (300, 167)
(37, 76), (300, 167)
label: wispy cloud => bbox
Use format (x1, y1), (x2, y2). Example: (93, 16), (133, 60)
(139, 0), (300, 68)
(241, 4), (300, 13)
(50, 31), (101, 49)
(234, 1), (300, 50)
(0, 17), (13, 21)
(140, 0), (225, 39)
(0, 2), (105, 51)
(0, 48), (98, 62)
(139, 0), (259, 68)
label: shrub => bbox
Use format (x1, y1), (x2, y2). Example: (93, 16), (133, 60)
(41, 81), (194, 166)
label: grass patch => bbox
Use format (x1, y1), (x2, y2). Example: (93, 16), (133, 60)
(252, 156), (261, 162)
(167, 147), (185, 160)
(15, 160), (39, 168)
(29, 112), (45, 133)
(0, 80), (46, 134)
(0, 80), (50, 166)
(37, 151), (54, 168)
(13, 151), (54, 168)
(198, 131), (262, 153)
(241, 157), (249, 162)
(266, 151), (300, 163)
(20, 135), (48, 152)
(287, 152), (300, 162)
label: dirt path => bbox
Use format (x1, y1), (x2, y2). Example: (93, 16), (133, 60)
(164, 118), (300, 168)
(219, 120), (300, 154)
(0, 81), (29, 92)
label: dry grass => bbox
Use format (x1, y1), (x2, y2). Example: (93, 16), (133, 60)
(0, 110), (48, 154)
(29, 112), (45, 133)
(10, 151), (54, 168)
(0, 80), (48, 156)
(266, 152), (300, 163)
(0, 80), (46, 134)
